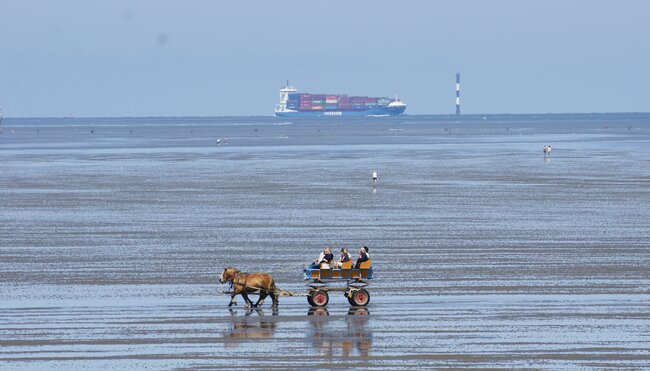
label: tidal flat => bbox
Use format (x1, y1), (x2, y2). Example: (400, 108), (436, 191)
(1, 115), (649, 369)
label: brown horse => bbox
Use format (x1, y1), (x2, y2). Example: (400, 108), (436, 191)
(219, 267), (278, 308)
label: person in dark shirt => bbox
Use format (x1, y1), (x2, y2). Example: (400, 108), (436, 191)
(354, 246), (369, 269)
(334, 248), (351, 268)
(310, 247), (334, 269)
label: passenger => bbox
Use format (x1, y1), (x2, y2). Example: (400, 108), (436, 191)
(333, 248), (351, 268)
(310, 247), (334, 269)
(354, 246), (369, 269)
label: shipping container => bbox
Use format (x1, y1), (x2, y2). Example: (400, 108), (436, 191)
(326, 95), (337, 100)
(324, 105), (338, 110)
(311, 100), (324, 104)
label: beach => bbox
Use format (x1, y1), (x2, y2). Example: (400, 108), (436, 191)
(1, 115), (649, 369)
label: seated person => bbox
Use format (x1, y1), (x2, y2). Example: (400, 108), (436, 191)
(333, 248), (351, 268)
(309, 246), (334, 269)
(354, 246), (369, 269)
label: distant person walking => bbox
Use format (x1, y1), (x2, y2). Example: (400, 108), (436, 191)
(372, 170), (378, 185)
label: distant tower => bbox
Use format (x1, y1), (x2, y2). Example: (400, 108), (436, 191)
(455, 73), (461, 115)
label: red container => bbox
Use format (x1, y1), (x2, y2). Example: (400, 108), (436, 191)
(366, 97), (379, 103)
(326, 95), (337, 100)
(350, 96), (367, 103)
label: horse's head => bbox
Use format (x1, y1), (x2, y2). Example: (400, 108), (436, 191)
(220, 267), (240, 284)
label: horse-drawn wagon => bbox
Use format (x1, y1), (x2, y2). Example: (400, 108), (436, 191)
(219, 260), (373, 308)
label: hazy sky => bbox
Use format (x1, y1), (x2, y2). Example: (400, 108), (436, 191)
(1, 1), (649, 117)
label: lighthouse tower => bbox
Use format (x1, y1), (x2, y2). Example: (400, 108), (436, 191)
(455, 73), (461, 115)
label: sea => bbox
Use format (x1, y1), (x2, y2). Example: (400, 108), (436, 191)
(1, 114), (649, 369)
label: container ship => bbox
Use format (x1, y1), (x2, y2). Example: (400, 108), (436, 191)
(274, 84), (406, 117)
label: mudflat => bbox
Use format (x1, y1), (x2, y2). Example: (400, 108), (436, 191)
(1, 115), (649, 369)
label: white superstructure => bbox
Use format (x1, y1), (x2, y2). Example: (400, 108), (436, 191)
(275, 82), (298, 115)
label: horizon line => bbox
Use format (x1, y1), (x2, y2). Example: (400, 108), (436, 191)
(3, 111), (650, 120)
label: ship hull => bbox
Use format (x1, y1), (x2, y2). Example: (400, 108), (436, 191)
(275, 105), (406, 117)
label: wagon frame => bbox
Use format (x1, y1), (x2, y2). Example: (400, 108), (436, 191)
(303, 260), (373, 307)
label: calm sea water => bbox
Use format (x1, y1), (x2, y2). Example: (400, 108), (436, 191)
(1, 114), (649, 369)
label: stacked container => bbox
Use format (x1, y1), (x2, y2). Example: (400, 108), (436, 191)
(290, 91), (389, 112)
(378, 97), (391, 106)
(325, 95), (338, 110)
(285, 92), (301, 110)
(311, 94), (325, 111)
(299, 94), (312, 111)
(350, 96), (366, 111)
(338, 95), (351, 111)
(365, 97), (379, 108)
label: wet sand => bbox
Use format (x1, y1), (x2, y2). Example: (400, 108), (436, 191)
(1, 115), (649, 369)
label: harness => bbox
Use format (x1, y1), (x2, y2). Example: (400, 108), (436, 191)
(227, 271), (262, 292)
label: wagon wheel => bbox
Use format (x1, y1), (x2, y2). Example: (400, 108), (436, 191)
(309, 290), (329, 307)
(307, 293), (315, 306)
(350, 288), (370, 306)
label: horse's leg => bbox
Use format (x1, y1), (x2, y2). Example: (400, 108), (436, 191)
(241, 292), (253, 309)
(255, 291), (268, 308)
(270, 282), (279, 308)
(229, 292), (238, 307)
(271, 290), (279, 308)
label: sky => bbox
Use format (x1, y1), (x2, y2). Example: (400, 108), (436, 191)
(1, 0), (649, 117)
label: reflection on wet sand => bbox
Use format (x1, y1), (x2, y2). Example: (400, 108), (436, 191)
(223, 307), (278, 347)
(307, 307), (372, 357)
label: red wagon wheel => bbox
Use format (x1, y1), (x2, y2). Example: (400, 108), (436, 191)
(309, 290), (329, 307)
(350, 289), (370, 306)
